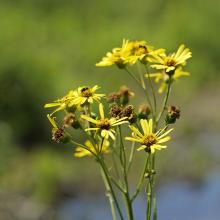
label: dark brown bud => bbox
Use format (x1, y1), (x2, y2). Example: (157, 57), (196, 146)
(138, 104), (151, 119)
(52, 128), (68, 143)
(109, 105), (123, 118)
(63, 113), (80, 129)
(165, 105), (181, 124)
(120, 105), (137, 123)
(106, 92), (121, 103)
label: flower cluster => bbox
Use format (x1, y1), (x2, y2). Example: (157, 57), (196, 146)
(44, 38), (192, 220)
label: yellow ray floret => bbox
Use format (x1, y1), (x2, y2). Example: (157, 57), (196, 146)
(44, 90), (76, 115)
(81, 103), (128, 140)
(125, 119), (173, 154)
(71, 85), (105, 105)
(148, 44), (192, 73)
(145, 67), (190, 93)
(74, 139), (109, 157)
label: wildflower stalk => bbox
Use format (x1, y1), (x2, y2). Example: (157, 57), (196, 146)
(131, 153), (150, 202)
(144, 64), (157, 123)
(127, 141), (135, 172)
(146, 155), (153, 220)
(100, 167), (117, 220)
(119, 126), (134, 220)
(156, 76), (172, 125)
(98, 157), (124, 220)
(125, 68), (153, 112)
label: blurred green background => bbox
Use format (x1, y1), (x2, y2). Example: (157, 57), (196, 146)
(0, 0), (220, 219)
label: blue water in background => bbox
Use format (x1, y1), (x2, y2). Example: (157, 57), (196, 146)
(58, 173), (220, 220)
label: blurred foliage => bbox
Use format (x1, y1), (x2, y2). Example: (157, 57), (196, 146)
(0, 0), (219, 207)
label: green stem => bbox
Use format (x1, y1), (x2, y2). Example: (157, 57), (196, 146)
(125, 68), (153, 112)
(127, 141), (135, 173)
(98, 159), (124, 220)
(144, 64), (157, 124)
(156, 77), (172, 125)
(100, 167), (117, 220)
(131, 153), (150, 202)
(119, 126), (134, 220)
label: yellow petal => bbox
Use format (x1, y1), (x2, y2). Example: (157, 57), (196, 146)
(157, 136), (171, 144)
(137, 145), (147, 151)
(99, 103), (105, 119)
(81, 115), (97, 124)
(140, 119), (149, 135)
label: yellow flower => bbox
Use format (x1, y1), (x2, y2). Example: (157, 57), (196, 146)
(125, 119), (173, 154)
(44, 90), (76, 115)
(96, 39), (165, 67)
(148, 44), (192, 73)
(71, 85), (105, 105)
(96, 39), (131, 68)
(74, 139), (109, 157)
(81, 103), (128, 140)
(146, 67), (190, 93)
(125, 40), (165, 65)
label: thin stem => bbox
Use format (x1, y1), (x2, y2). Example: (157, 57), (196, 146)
(146, 154), (152, 220)
(127, 141), (135, 173)
(156, 77), (172, 125)
(125, 68), (153, 112)
(100, 167), (117, 220)
(119, 126), (134, 220)
(131, 153), (150, 202)
(144, 64), (157, 124)
(98, 159), (124, 220)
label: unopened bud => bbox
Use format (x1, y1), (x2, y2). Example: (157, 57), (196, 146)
(137, 104), (151, 119)
(165, 105), (181, 124)
(63, 113), (80, 129)
(52, 128), (69, 143)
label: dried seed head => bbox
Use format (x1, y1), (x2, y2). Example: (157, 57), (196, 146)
(52, 128), (66, 143)
(109, 105), (123, 118)
(120, 105), (136, 123)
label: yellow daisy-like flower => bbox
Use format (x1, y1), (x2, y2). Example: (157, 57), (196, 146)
(96, 39), (165, 67)
(146, 67), (190, 93)
(72, 85), (105, 105)
(125, 119), (173, 154)
(125, 40), (165, 65)
(44, 90), (76, 115)
(148, 44), (192, 73)
(74, 139), (109, 157)
(96, 39), (131, 68)
(81, 103), (128, 140)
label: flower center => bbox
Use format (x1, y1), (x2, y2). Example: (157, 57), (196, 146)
(142, 134), (157, 147)
(81, 87), (92, 97)
(135, 45), (148, 56)
(97, 119), (111, 130)
(166, 59), (176, 67)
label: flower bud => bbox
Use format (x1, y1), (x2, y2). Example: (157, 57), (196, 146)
(109, 105), (123, 118)
(120, 105), (137, 123)
(165, 105), (181, 124)
(106, 92), (121, 104)
(119, 86), (134, 105)
(52, 128), (69, 143)
(137, 104), (151, 119)
(63, 113), (80, 129)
